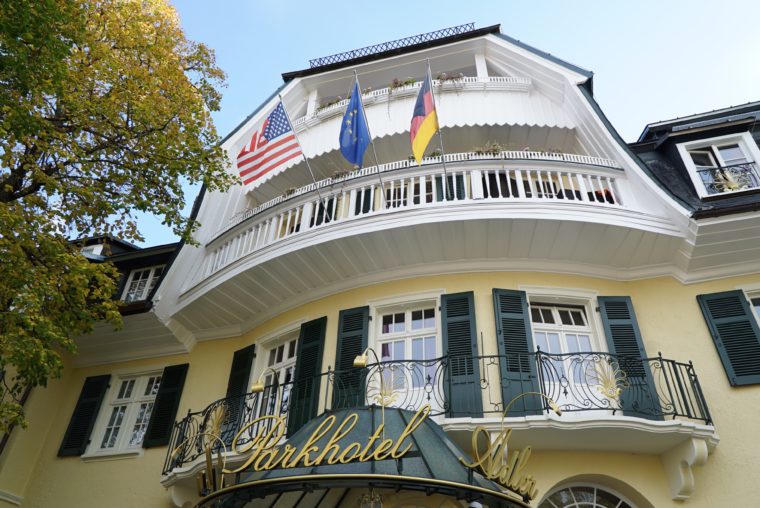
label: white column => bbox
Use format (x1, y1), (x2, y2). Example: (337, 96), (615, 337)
(306, 89), (318, 117)
(301, 201), (314, 230)
(475, 52), (489, 80)
(470, 170), (484, 199)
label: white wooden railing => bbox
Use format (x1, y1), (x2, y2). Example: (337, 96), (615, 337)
(292, 76), (531, 131)
(201, 152), (623, 280)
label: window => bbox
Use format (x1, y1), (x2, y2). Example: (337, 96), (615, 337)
(528, 301), (605, 412)
(531, 303), (594, 382)
(540, 485), (634, 508)
(531, 304), (594, 360)
(122, 265), (165, 303)
(256, 333), (298, 419)
(697, 290), (760, 386)
(59, 364), (187, 457)
(91, 373), (161, 454)
(378, 305), (438, 391)
(677, 132), (760, 197)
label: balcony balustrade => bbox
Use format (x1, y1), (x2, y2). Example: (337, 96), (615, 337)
(292, 75), (532, 132)
(163, 351), (711, 474)
(199, 151), (623, 286)
(699, 161), (760, 195)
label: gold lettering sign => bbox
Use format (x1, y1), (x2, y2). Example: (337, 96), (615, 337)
(224, 404), (431, 474)
(459, 426), (539, 501)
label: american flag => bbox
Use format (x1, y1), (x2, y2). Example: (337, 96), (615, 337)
(237, 102), (303, 186)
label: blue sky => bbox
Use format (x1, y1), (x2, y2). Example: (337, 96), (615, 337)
(136, 0), (760, 246)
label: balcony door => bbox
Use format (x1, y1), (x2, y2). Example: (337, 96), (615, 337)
(682, 134), (760, 196)
(374, 304), (444, 413)
(255, 332), (298, 422)
(530, 303), (609, 415)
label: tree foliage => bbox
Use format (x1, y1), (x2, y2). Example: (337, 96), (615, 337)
(0, 0), (234, 431)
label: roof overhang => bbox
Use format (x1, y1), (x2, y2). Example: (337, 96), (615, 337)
(281, 25), (502, 81)
(191, 406), (531, 508)
(195, 474), (529, 508)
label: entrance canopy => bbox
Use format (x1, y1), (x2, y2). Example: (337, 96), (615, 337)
(196, 405), (528, 508)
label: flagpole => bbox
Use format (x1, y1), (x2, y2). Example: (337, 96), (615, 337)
(278, 94), (327, 209)
(353, 70), (387, 205)
(426, 59), (452, 200)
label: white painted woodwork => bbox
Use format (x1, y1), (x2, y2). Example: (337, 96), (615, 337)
(74, 311), (194, 367)
(151, 29), (758, 347)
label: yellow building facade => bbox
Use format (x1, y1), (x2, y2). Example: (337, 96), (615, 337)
(3, 24), (760, 508)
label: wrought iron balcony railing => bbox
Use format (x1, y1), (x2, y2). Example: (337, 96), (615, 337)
(698, 161), (760, 195)
(163, 351), (711, 474)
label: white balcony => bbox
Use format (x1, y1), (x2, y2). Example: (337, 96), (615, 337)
(168, 150), (685, 337)
(292, 76), (532, 133)
(200, 151), (623, 284)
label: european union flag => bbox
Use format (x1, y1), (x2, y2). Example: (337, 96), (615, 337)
(339, 80), (371, 167)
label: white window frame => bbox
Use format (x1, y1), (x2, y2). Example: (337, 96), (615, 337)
(82, 366), (164, 460)
(521, 286), (613, 418)
(539, 482), (637, 508)
(751, 294), (760, 326)
(676, 132), (760, 198)
(529, 303), (597, 356)
(521, 286), (606, 349)
(737, 283), (760, 328)
(368, 290), (444, 355)
(367, 290), (444, 410)
(250, 323), (302, 420)
(375, 303), (439, 362)
(121, 265), (165, 303)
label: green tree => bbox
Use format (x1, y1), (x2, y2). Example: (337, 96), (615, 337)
(0, 0), (235, 431)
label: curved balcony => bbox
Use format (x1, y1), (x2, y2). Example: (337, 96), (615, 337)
(163, 351), (712, 476)
(292, 76), (532, 133)
(194, 151), (626, 291)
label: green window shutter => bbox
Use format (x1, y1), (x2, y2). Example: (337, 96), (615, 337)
(219, 344), (256, 445)
(697, 291), (760, 386)
(58, 375), (111, 457)
(288, 316), (327, 436)
(225, 345), (256, 398)
(492, 289), (540, 416)
(143, 363), (189, 448)
(597, 296), (660, 420)
(441, 292), (482, 417)
(333, 306), (369, 410)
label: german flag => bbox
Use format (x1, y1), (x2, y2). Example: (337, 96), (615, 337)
(410, 71), (439, 165)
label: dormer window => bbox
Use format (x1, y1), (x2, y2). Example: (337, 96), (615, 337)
(122, 265), (164, 303)
(677, 132), (760, 197)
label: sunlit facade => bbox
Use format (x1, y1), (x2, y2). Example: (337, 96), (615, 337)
(3, 24), (760, 508)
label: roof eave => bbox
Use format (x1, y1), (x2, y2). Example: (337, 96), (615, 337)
(281, 24), (503, 81)
(692, 199), (760, 219)
(638, 100), (760, 142)
(494, 33), (594, 80)
(577, 84), (695, 212)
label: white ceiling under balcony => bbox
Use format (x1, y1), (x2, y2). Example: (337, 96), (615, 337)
(170, 213), (684, 340)
(74, 310), (188, 367)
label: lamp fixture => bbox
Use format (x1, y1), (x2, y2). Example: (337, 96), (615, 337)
(353, 346), (381, 370)
(353, 353), (369, 368)
(353, 346), (388, 438)
(250, 367), (280, 393)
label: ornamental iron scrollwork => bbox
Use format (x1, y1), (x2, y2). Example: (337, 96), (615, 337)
(163, 352), (711, 474)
